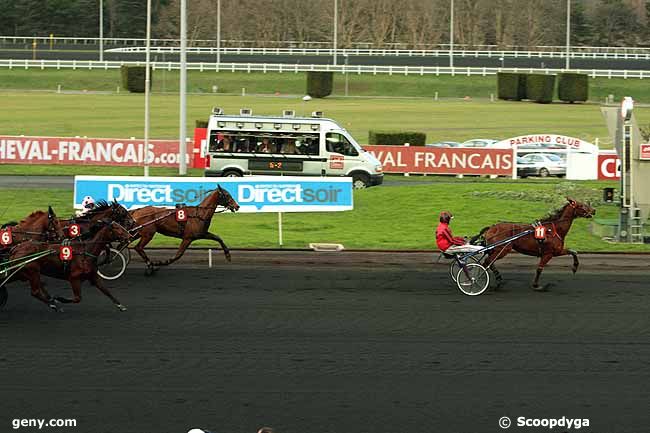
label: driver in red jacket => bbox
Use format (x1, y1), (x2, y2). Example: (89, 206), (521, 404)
(436, 211), (483, 254)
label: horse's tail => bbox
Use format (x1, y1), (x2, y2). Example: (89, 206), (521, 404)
(469, 226), (490, 246)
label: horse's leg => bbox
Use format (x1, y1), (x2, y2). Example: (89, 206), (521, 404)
(54, 278), (82, 304)
(532, 254), (554, 291)
(201, 232), (231, 262)
(560, 248), (579, 274)
(152, 238), (193, 267)
(133, 231), (156, 273)
(26, 274), (59, 311)
(90, 272), (127, 311)
(484, 245), (512, 289)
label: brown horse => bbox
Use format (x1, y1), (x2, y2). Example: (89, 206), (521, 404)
(474, 198), (596, 291)
(1, 206), (64, 245)
(130, 185), (240, 274)
(62, 199), (136, 235)
(6, 219), (133, 311)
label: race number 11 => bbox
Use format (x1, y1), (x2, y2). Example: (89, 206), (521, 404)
(176, 208), (187, 222)
(59, 245), (73, 261)
(0, 228), (12, 246)
(534, 226), (546, 240)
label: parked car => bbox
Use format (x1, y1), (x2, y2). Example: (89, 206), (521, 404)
(425, 141), (461, 148)
(518, 142), (564, 150)
(517, 153), (566, 178)
(460, 139), (508, 148)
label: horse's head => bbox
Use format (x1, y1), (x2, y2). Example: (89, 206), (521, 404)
(111, 199), (137, 230)
(216, 185), (240, 212)
(108, 220), (133, 243)
(567, 197), (596, 218)
(46, 206), (65, 241)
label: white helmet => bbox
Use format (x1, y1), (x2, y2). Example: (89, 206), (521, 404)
(81, 196), (95, 209)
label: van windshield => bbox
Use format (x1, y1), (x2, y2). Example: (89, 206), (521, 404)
(326, 132), (360, 156)
(208, 131), (319, 155)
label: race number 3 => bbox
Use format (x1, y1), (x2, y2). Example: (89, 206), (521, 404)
(68, 224), (81, 238)
(59, 245), (73, 261)
(0, 228), (12, 246)
(175, 208), (187, 222)
(534, 226), (546, 240)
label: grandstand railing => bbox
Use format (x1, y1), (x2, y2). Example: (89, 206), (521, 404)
(1, 59), (649, 78)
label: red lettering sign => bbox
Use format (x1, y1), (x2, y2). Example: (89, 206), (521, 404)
(0, 135), (189, 168)
(641, 144), (650, 160)
(598, 153), (621, 180)
(363, 146), (513, 175)
(0, 228), (13, 246)
(193, 127), (209, 169)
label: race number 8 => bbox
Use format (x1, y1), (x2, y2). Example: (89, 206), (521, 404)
(0, 229), (12, 246)
(176, 209), (187, 222)
(60, 245), (73, 261)
(68, 224), (81, 237)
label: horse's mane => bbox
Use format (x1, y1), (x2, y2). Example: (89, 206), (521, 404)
(540, 202), (570, 222)
(1, 221), (18, 228)
(85, 200), (111, 215)
(17, 210), (48, 226)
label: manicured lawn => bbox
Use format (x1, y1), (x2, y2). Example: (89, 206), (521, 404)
(1, 180), (647, 252)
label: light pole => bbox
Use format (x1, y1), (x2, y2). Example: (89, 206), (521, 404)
(565, 0), (571, 70)
(99, 0), (103, 61)
(144, 0), (152, 177)
(216, 0), (221, 66)
(333, 0), (338, 66)
(179, 0), (188, 175)
(449, 0), (454, 68)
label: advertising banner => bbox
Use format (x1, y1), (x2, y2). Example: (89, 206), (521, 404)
(641, 144), (650, 161)
(0, 135), (187, 167)
(362, 146), (513, 175)
(74, 176), (353, 213)
(598, 153), (621, 180)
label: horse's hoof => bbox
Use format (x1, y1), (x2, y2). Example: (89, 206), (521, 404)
(116, 304), (128, 312)
(48, 303), (62, 312)
(225, 252), (232, 262)
(144, 265), (155, 276)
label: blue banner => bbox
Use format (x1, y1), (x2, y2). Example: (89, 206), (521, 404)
(74, 176), (353, 213)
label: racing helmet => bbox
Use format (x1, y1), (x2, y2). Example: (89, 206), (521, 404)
(439, 210), (453, 223)
(81, 196), (96, 210)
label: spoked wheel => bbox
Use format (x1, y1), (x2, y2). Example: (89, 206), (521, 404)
(0, 286), (8, 309)
(449, 255), (481, 282)
(456, 263), (490, 296)
(97, 248), (128, 281)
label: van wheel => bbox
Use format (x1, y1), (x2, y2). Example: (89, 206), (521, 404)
(538, 168), (550, 178)
(352, 173), (370, 189)
(223, 170), (242, 177)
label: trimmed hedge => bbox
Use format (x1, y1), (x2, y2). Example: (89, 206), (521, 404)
(497, 72), (527, 100)
(368, 131), (426, 146)
(558, 73), (589, 103)
(306, 71), (333, 98)
(120, 65), (152, 93)
(195, 120), (208, 128)
(526, 74), (556, 103)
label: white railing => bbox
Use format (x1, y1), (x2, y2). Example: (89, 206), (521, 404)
(1, 59), (649, 78)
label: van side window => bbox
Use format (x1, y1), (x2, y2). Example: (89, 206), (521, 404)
(326, 133), (358, 156)
(209, 131), (221, 152)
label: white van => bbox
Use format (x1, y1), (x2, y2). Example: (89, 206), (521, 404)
(204, 108), (383, 188)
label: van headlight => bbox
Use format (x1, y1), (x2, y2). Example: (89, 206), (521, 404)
(374, 165), (383, 173)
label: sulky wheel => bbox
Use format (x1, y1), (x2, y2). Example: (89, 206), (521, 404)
(97, 248), (128, 281)
(449, 255), (481, 283)
(456, 263), (490, 296)
(0, 286), (7, 309)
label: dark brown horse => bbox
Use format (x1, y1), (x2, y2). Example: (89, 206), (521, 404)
(6, 219), (133, 311)
(1, 206), (64, 245)
(130, 185), (240, 274)
(62, 199), (136, 236)
(474, 198), (596, 291)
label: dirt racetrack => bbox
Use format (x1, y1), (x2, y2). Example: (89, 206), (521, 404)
(1, 251), (649, 433)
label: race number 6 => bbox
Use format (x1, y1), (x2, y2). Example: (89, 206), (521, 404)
(176, 208), (187, 222)
(59, 245), (73, 261)
(68, 224), (81, 238)
(0, 228), (12, 246)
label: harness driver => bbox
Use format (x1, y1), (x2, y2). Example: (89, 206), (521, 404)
(436, 211), (483, 254)
(75, 196), (96, 217)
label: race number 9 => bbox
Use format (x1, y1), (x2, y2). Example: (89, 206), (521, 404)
(59, 245), (73, 261)
(0, 228), (12, 246)
(534, 226), (546, 240)
(68, 224), (81, 238)
(175, 208), (187, 222)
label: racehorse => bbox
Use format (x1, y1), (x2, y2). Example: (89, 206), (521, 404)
(62, 199), (136, 234)
(473, 198), (596, 291)
(1, 206), (64, 244)
(129, 185), (240, 274)
(6, 219), (133, 311)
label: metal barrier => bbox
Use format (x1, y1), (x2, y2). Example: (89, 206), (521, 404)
(1, 59), (649, 78)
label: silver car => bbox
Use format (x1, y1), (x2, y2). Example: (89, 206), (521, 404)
(517, 153), (566, 178)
